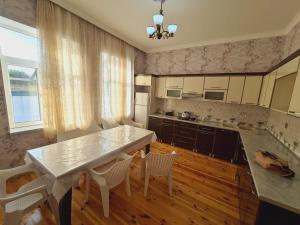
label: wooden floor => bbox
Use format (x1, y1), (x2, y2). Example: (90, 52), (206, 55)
(1, 142), (253, 225)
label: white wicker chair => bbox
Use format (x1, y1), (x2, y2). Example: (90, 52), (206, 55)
(0, 163), (58, 225)
(101, 118), (120, 130)
(84, 152), (136, 218)
(142, 151), (178, 197)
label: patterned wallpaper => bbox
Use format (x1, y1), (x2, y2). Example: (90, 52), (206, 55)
(144, 20), (300, 75)
(145, 36), (285, 75)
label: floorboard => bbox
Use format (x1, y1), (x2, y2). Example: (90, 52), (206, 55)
(0, 142), (254, 225)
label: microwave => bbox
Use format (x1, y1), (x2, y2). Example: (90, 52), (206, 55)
(166, 88), (182, 99)
(203, 90), (227, 102)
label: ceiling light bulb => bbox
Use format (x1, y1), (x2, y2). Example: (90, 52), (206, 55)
(168, 24), (177, 34)
(153, 14), (164, 26)
(146, 26), (155, 35)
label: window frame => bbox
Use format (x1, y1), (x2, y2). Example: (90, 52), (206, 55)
(0, 16), (43, 133)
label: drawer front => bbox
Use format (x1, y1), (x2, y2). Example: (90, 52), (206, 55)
(163, 119), (174, 125)
(149, 116), (163, 123)
(173, 136), (196, 150)
(174, 126), (197, 139)
(198, 125), (215, 133)
(175, 121), (198, 129)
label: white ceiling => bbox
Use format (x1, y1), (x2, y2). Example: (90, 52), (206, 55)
(51, 0), (300, 53)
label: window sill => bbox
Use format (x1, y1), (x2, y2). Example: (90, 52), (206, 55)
(10, 124), (43, 134)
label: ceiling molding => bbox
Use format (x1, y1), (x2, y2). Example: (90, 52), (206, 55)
(285, 9), (300, 34)
(49, 0), (147, 52)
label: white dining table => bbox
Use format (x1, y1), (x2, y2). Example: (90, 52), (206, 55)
(27, 125), (156, 225)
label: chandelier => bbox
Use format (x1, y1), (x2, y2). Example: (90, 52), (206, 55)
(146, 0), (177, 39)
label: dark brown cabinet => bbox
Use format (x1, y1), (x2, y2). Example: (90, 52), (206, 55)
(195, 126), (215, 155)
(213, 129), (239, 162)
(161, 119), (174, 144)
(148, 116), (239, 163)
(148, 117), (162, 140)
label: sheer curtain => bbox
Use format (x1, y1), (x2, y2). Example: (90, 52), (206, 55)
(37, 0), (134, 139)
(100, 33), (134, 122)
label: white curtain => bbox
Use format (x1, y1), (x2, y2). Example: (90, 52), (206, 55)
(37, 0), (134, 139)
(100, 33), (134, 122)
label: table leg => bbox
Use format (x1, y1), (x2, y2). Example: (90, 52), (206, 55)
(59, 188), (72, 225)
(145, 144), (151, 154)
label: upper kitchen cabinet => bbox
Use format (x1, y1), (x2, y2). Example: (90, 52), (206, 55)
(155, 77), (166, 98)
(264, 71), (277, 108)
(271, 72), (297, 112)
(241, 76), (263, 105)
(135, 74), (152, 86)
(276, 56), (300, 79)
(259, 74), (270, 106)
(289, 68), (300, 117)
(204, 76), (229, 89)
(226, 76), (245, 104)
(183, 76), (204, 94)
(166, 77), (184, 88)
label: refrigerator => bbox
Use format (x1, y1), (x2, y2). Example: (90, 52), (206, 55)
(134, 92), (150, 128)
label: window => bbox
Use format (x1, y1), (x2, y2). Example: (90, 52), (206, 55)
(0, 16), (42, 133)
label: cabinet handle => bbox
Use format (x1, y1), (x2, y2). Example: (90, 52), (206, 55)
(289, 110), (295, 114)
(210, 86), (221, 88)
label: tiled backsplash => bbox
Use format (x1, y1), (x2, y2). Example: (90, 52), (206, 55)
(268, 110), (300, 158)
(155, 98), (300, 157)
(157, 98), (269, 125)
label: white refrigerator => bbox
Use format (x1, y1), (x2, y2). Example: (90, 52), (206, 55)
(134, 92), (150, 128)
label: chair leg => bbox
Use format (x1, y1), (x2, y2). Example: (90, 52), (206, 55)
(100, 185), (110, 218)
(85, 172), (91, 204)
(168, 171), (173, 196)
(144, 173), (150, 197)
(48, 195), (61, 225)
(140, 149), (146, 179)
(125, 172), (131, 196)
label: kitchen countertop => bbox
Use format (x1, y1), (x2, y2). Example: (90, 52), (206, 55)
(149, 114), (300, 214)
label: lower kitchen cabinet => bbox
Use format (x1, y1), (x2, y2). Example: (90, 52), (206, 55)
(148, 117), (162, 140)
(213, 129), (238, 162)
(195, 129), (215, 155)
(173, 135), (195, 150)
(148, 116), (239, 163)
(161, 120), (174, 144)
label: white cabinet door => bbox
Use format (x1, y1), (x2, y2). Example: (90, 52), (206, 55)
(166, 77), (184, 88)
(183, 77), (204, 94)
(288, 69), (300, 117)
(259, 74), (270, 106)
(204, 76), (229, 89)
(241, 76), (263, 105)
(155, 77), (166, 98)
(264, 70), (277, 107)
(226, 76), (245, 104)
(135, 75), (152, 86)
(276, 56), (300, 79)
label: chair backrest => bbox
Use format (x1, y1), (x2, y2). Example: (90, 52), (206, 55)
(101, 118), (120, 130)
(84, 123), (102, 135)
(102, 153), (134, 188)
(146, 151), (178, 176)
(0, 163), (37, 202)
(57, 129), (84, 142)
